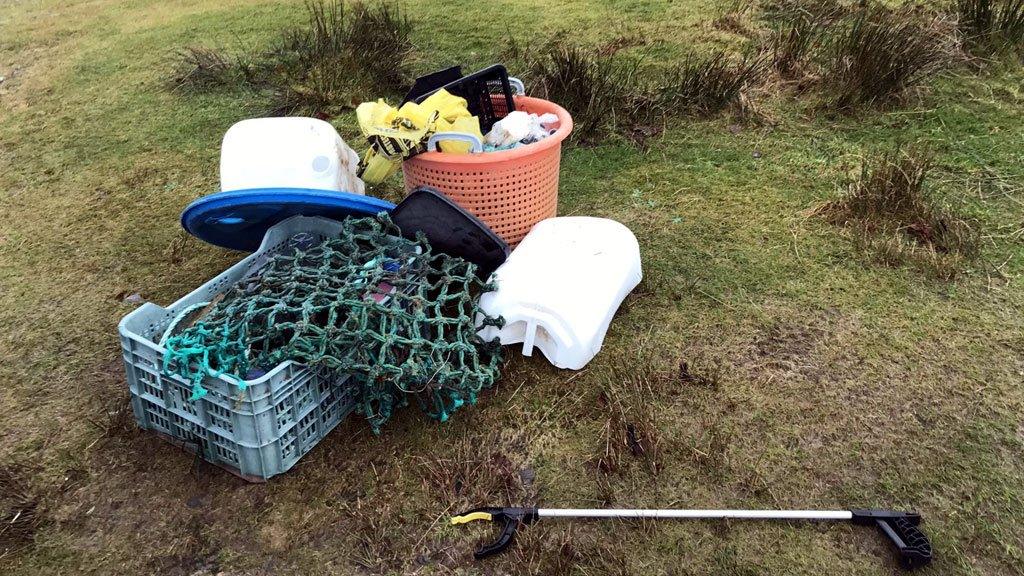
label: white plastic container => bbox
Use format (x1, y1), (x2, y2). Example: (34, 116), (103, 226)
(220, 117), (365, 195)
(478, 217), (642, 370)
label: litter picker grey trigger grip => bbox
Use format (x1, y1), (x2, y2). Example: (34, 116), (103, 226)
(450, 507), (539, 559)
(851, 509), (933, 569)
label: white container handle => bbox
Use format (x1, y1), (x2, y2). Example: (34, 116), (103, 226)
(509, 77), (525, 96)
(426, 132), (484, 153)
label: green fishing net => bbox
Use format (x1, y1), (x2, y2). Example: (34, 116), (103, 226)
(162, 214), (503, 432)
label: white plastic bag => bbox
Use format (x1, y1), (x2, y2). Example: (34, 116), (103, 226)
(484, 111), (560, 148)
(484, 111), (531, 147)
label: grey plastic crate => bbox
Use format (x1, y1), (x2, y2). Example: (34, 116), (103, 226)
(118, 216), (361, 481)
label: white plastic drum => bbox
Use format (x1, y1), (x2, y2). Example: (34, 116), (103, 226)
(478, 217), (642, 370)
(220, 117), (365, 195)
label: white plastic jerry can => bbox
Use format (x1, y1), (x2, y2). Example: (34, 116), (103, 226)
(477, 217), (642, 370)
(219, 117), (365, 195)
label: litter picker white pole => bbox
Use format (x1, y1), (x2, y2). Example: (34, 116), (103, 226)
(536, 508), (854, 521)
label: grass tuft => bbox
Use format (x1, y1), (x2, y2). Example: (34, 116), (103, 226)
(957, 0), (1024, 55)
(712, 0), (757, 35)
(678, 358), (722, 390)
(270, 0), (413, 115)
(513, 42), (763, 145)
(170, 47), (239, 91)
(661, 50), (766, 116)
(417, 429), (536, 510)
(87, 394), (136, 445)
(281, 0), (412, 92)
(760, 0), (850, 23)
(170, 0), (413, 116)
(512, 41), (656, 144)
(824, 5), (955, 110)
(0, 465), (42, 558)
(818, 145), (980, 279)
(590, 363), (664, 478)
(758, 1), (957, 107)
(767, 14), (825, 79)
(344, 1), (414, 92)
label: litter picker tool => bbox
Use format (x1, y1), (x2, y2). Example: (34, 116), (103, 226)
(451, 506), (933, 569)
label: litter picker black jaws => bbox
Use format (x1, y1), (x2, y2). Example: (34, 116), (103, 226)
(450, 507), (539, 560)
(850, 509), (933, 569)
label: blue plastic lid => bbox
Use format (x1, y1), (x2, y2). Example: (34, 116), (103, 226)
(181, 188), (395, 252)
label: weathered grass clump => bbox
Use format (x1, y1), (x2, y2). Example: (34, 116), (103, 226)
(818, 146), (980, 279)
(511, 42), (657, 144)
(957, 0), (1024, 55)
(661, 51), (766, 116)
(269, 0), (412, 114)
(417, 428), (537, 511)
(759, 2), (957, 110)
(824, 6), (955, 110)
(0, 465), (42, 557)
(712, 0), (757, 35)
(170, 46), (242, 90)
(768, 16), (824, 78)
(762, 0), (847, 80)
(512, 41), (763, 144)
(171, 0), (413, 116)
(760, 0), (850, 23)
(590, 362), (664, 478)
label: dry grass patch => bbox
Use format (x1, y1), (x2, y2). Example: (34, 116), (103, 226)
(758, 1), (959, 109)
(823, 5), (958, 110)
(817, 145), (981, 279)
(511, 41), (765, 145)
(957, 0), (1024, 56)
(170, 0), (413, 116)
(760, 0), (849, 81)
(767, 16), (824, 80)
(588, 362), (667, 481)
(712, 0), (758, 36)
(170, 46), (241, 91)
(268, 0), (413, 115)
(417, 428), (538, 511)
(761, 0), (846, 81)
(0, 465), (43, 560)
(510, 41), (657, 144)
(760, 0), (851, 22)
(661, 50), (767, 117)
(503, 522), (632, 576)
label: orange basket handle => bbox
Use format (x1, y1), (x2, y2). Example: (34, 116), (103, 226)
(426, 132), (484, 153)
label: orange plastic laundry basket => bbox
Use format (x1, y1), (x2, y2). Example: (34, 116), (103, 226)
(402, 96), (573, 246)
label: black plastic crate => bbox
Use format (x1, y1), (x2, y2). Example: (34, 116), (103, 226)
(412, 65), (516, 133)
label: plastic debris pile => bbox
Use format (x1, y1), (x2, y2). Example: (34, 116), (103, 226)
(357, 65), (563, 184)
(162, 214), (504, 432)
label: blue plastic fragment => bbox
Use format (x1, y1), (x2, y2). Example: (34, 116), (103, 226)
(181, 188), (395, 252)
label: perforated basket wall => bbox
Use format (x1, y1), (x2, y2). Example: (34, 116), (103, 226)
(402, 96), (573, 246)
(118, 216), (363, 481)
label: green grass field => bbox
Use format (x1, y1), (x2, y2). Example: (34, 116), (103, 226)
(2, 0), (1023, 574)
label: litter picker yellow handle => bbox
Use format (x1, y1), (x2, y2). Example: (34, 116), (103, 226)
(450, 511), (493, 525)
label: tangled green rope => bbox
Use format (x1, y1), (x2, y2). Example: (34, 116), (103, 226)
(162, 214), (503, 432)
